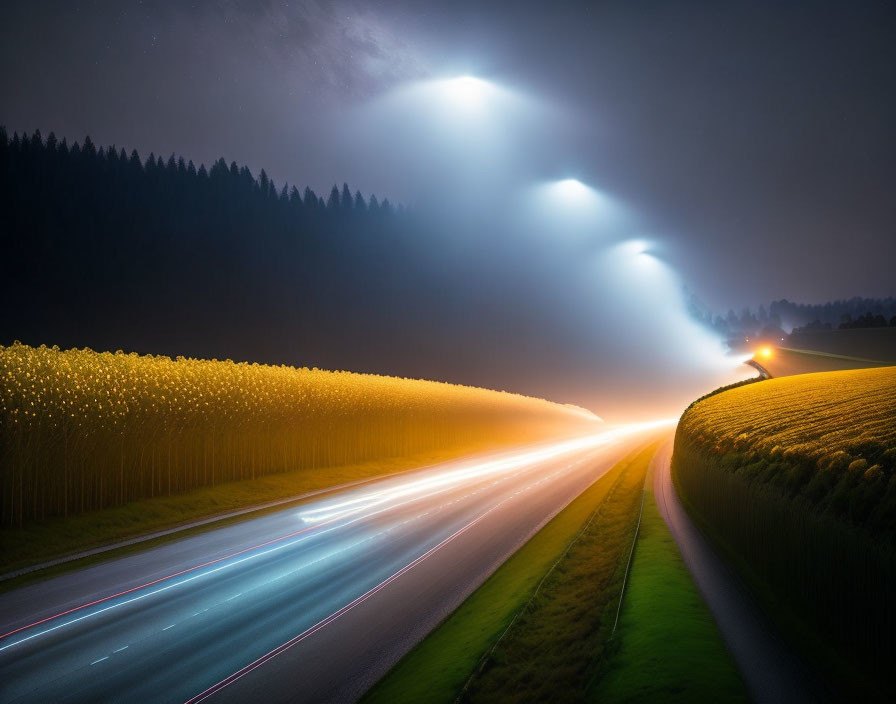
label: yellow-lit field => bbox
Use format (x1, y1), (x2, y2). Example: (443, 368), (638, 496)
(0, 343), (599, 526)
(680, 366), (896, 476)
(673, 365), (896, 695)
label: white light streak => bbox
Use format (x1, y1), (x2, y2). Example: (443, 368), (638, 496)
(299, 420), (675, 524)
(0, 420), (674, 654)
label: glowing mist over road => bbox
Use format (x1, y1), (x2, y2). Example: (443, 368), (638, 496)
(298, 419), (676, 524)
(218, 68), (760, 424)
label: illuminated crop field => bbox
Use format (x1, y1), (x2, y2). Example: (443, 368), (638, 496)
(673, 366), (896, 694)
(680, 366), (896, 486)
(0, 343), (598, 526)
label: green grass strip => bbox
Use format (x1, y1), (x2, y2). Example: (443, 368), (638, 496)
(463, 443), (652, 703)
(364, 441), (657, 704)
(592, 453), (747, 703)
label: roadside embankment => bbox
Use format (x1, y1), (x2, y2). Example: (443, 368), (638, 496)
(673, 366), (896, 700)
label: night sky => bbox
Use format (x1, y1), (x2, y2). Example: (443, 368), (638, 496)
(2, 0), (895, 419)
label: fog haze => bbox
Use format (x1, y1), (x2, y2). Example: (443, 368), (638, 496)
(3, 0), (893, 420)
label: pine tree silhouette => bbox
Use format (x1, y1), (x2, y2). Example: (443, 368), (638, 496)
(327, 184), (341, 209)
(0, 128), (421, 368)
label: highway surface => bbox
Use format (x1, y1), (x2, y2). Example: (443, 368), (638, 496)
(653, 439), (831, 704)
(0, 424), (666, 703)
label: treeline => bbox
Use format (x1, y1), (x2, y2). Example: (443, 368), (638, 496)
(0, 343), (598, 526)
(673, 368), (896, 697)
(1, 127), (401, 303)
(2, 127), (398, 219)
(687, 294), (896, 340)
(0, 128), (459, 377)
(795, 312), (896, 333)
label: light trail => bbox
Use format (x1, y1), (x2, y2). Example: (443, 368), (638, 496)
(16, 448), (599, 679)
(0, 420), (673, 658)
(182, 443), (599, 704)
(0, 507), (421, 654)
(0, 447), (592, 654)
(299, 419), (676, 524)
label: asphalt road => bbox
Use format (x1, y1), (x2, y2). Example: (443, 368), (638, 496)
(0, 425), (663, 703)
(653, 439), (832, 704)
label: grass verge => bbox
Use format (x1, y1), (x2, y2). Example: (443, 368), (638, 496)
(591, 452), (747, 703)
(0, 444), (490, 584)
(364, 440), (658, 704)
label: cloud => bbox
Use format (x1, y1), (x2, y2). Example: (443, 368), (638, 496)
(202, 0), (427, 102)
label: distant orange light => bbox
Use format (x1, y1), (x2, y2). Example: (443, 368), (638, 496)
(758, 347), (772, 359)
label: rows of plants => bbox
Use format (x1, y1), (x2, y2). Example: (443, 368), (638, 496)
(0, 343), (598, 526)
(673, 366), (896, 694)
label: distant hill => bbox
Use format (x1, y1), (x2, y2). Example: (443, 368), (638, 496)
(785, 328), (896, 363)
(687, 293), (896, 348)
(751, 328), (896, 378)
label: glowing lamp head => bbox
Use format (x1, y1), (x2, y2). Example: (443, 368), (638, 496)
(443, 75), (490, 109)
(544, 179), (604, 210)
(554, 178), (590, 198)
(623, 239), (650, 256)
(758, 347), (773, 359)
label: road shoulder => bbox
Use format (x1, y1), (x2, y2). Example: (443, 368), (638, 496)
(655, 438), (827, 703)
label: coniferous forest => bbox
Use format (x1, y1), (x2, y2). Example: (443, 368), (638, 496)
(1, 128), (459, 376)
(4, 127), (892, 385)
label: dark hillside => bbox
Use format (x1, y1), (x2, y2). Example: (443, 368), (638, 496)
(785, 328), (896, 363)
(0, 128), (466, 375)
